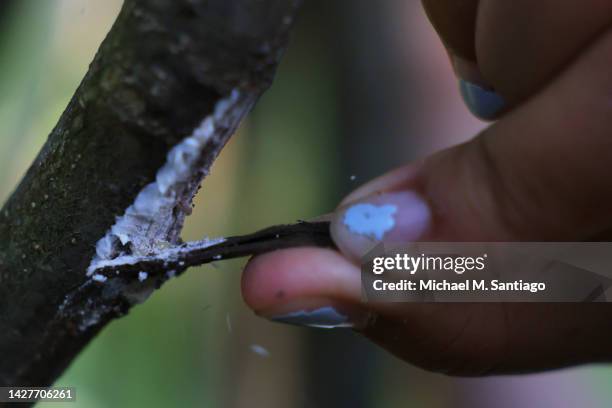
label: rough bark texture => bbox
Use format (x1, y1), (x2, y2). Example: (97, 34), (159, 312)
(0, 0), (300, 387)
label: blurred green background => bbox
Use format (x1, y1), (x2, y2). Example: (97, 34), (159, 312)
(2, 1), (612, 407)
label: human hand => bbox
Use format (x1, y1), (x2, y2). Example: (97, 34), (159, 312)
(241, 0), (612, 375)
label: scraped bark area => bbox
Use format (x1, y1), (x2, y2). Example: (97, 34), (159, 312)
(0, 0), (300, 387)
(92, 221), (334, 280)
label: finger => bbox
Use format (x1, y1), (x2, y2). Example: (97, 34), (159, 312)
(241, 248), (361, 310)
(241, 247), (504, 373)
(421, 0), (506, 120)
(424, 0), (612, 119)
(333, 24), (612, 259)
(241, 248), (369, 329)
(476, 0), (612, 105)
(242, 248), (612, 374)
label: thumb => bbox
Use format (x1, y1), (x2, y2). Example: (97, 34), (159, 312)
(329, 137), (517, 261)
(332, 20), (612, 257)
(333, 24), (612, 256)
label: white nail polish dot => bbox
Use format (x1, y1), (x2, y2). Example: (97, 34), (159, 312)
(343, 203), (397, 240)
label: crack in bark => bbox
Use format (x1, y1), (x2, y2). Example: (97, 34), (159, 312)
(87, 89), (258, 273)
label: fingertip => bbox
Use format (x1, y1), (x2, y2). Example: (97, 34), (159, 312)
(241, 247), (362, 315)
(331, 191), (432, 261)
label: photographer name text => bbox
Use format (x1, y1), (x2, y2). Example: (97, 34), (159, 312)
(373, 279), (546, 293)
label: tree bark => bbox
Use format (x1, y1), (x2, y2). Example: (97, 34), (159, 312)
(0, 0), (301, 387)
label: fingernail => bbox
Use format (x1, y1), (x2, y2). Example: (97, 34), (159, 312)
(331, 191), (431, 260)
(459, 79), (506, 120)
(271, 306), (353, 329)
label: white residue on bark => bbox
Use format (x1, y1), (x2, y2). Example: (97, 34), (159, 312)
(89, 236), (225, 273)
(87, 90), (242, 277)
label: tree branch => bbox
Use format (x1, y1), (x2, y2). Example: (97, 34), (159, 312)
(0, 0), (301, 387)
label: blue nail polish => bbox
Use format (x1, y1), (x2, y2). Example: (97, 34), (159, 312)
(271, 306), (353, 329)
(459, 79), (505, 120)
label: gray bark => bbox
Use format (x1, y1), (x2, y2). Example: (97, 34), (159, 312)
(0, 0), (300, 387)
